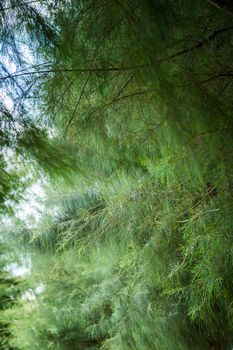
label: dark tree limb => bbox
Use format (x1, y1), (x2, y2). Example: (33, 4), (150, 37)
(159, 26), (233, 63)
(0, 66), (139, 83)
(207, 0), (233, 17)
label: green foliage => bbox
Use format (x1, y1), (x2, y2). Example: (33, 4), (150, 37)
(2, 1), (233, 350)
(0, 243), (24, 350)
(0, 1), (76, 213)
(8, 178), (233, 349)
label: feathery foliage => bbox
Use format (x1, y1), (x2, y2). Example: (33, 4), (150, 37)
(0, 242), (24, 350)
(2, 1), (233, 350)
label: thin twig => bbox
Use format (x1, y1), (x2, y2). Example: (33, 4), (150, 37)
(62, 72), (92, 140)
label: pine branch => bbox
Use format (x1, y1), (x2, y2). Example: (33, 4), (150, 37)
(0, 66), (139, 82)
(159, 26), (233, 63)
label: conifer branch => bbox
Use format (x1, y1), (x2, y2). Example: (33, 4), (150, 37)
(0, 66), (139, 82)
(159, 26), (233, 63)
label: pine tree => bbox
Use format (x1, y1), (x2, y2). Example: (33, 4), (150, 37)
(4, 1), (233, 350)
